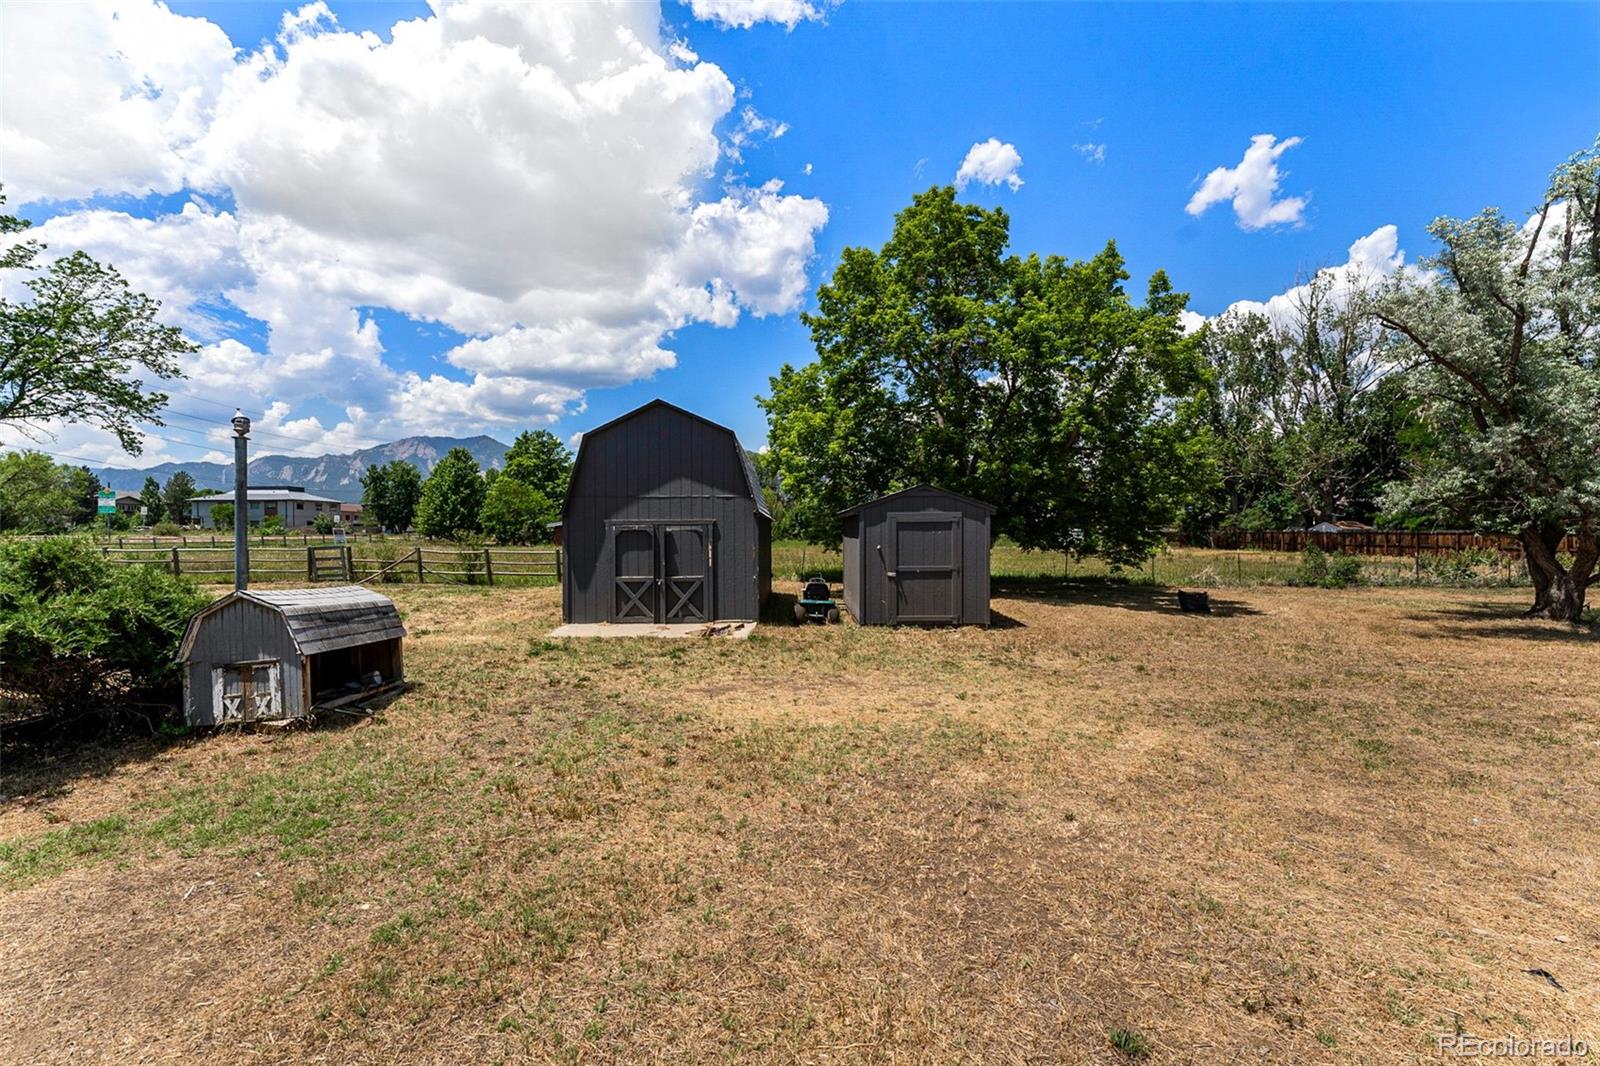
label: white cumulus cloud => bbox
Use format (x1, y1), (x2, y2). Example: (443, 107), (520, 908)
(1211, 224), (1405, 329)
(955, 138), (1024, 192)
(1074, 142), (1106, 164)
(1187, 134), (1309, 230)
(0, 0), (237, 204)
(685, 0), (834, 30)
(0, 0), (830, 457)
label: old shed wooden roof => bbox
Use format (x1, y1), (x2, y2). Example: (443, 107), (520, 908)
(179, 585), (405, 661)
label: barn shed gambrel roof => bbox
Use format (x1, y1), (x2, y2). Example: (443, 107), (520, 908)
(562, 399), (769, 519)
(179, 586), (406, 661)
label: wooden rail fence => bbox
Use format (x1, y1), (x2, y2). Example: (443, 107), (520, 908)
(98, 544), (561, 586)
(1197, 529), (1577, 557)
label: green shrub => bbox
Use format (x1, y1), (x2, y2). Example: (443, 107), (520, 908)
(152, 521), (182, 537)
(259, 514), (286, 533)
(312, 513), (335, 535)
(1417, 547), (1517, 586)
(480, 477), (556, 545)
(0, 537), (209, 724)
(1294, 544), (1363, 588)
(209, 502), (234, 530)
(99, 511), (132, 532)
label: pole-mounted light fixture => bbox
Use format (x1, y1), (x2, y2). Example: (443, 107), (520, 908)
(232, 409), (250, 591)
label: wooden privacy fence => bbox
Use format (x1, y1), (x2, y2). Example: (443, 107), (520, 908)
(98, 544), (561, 586)
(1199, 529), (1578, 557)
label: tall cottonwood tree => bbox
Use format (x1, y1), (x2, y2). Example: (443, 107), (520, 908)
(1194, 271), (1415, 530)
(760, 186), (1208, 564)
(1379, 141), (1600, 621)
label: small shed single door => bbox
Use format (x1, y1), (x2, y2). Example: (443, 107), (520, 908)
(661, 523), (713, 622)
(887, 512), (961, 624)
(213, 661), (282, 723)
(611, 524), (659, 622)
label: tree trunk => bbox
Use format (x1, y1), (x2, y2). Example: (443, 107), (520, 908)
(1520, 523), (1595, 623)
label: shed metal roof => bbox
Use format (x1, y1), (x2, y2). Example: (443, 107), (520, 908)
(195, 488), (341, 504)
(179, 585), (405, 661)
(838, 484), (997, 516)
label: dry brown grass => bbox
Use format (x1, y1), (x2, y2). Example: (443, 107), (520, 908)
(2, 581), (1597, 1063)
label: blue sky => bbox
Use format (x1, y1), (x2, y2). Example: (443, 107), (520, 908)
(3, 1), (1597, 465)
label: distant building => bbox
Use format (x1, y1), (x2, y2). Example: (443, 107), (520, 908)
(339, 502), (363, 524)
(1308, 519), (1375, 533)
(190, 485), (341, 529)
(113, 492), (143, 516)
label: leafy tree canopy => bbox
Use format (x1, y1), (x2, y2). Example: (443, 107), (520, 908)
(0, 451), (75, 532)
(479, 476), (556, 545)
(140, 476), (165, 524)
(501, 429), (573, 505)
(0, 193), (195, 454)
(361, 459), (424, 532)
(415, 447), (486, 540)
(760, 185), (1209, 565)
(161, 471), (196, 527)
(1191, 272), (1419, 534)
(1378, 139), (1600, 620)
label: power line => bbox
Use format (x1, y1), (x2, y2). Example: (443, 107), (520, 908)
(161, 388), (395, 453)
(160, 406), (383, 457)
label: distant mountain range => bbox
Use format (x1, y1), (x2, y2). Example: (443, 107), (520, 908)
(92, 435), (511, 503)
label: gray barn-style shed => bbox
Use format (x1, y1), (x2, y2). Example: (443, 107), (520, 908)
(840, 485), (995, 626)
(561, 400), (771, 624)
(178, 586), (405, 725)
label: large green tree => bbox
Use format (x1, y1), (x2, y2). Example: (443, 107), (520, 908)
(139, 476), (165, 524)
(161, 471), (196, 527)
(360, 459), (424, 532)
(0, 195), (195, 454)
(1378, 141), (1600, 621)
(479, 476), (556, 545)
(65, 466), (101, 527)
(415, 448), (486, 540)
(760, 186), (1209, 564)
(500, 429), (573, 505)
(1192, 273), (1417, 532)
(0, 451), (73, 531)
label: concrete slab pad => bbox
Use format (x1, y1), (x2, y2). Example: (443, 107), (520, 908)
(548, 620), (757, 640)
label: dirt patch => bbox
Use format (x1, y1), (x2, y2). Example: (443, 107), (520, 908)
(2, 581), (1597, 1062)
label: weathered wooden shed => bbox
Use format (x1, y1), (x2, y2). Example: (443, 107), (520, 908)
(178, 586), (405, 725)
(561, 399), (771, 624)
(839, 485), (995, 626)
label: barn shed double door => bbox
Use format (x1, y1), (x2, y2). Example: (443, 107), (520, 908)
(887, 512), (962, 624)
(211, 661), (282, 723)
(609, 521), (714, 623)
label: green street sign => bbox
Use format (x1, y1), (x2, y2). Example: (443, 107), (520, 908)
(97, 489), (117, 515)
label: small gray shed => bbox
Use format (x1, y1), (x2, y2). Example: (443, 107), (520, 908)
(178, 586), (405, 725)
(839, 485), (995, 626)
(561, 399), (771, 624)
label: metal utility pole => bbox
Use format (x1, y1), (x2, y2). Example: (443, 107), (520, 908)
(232, 409), (251, 591)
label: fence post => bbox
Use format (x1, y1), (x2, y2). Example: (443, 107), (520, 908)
(344, 545), (353, 582)
(415, 547), (425, 583)
(556, 547), (562, 583)
(483, 547), (494, 586)
(171, 546), (181, 577)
